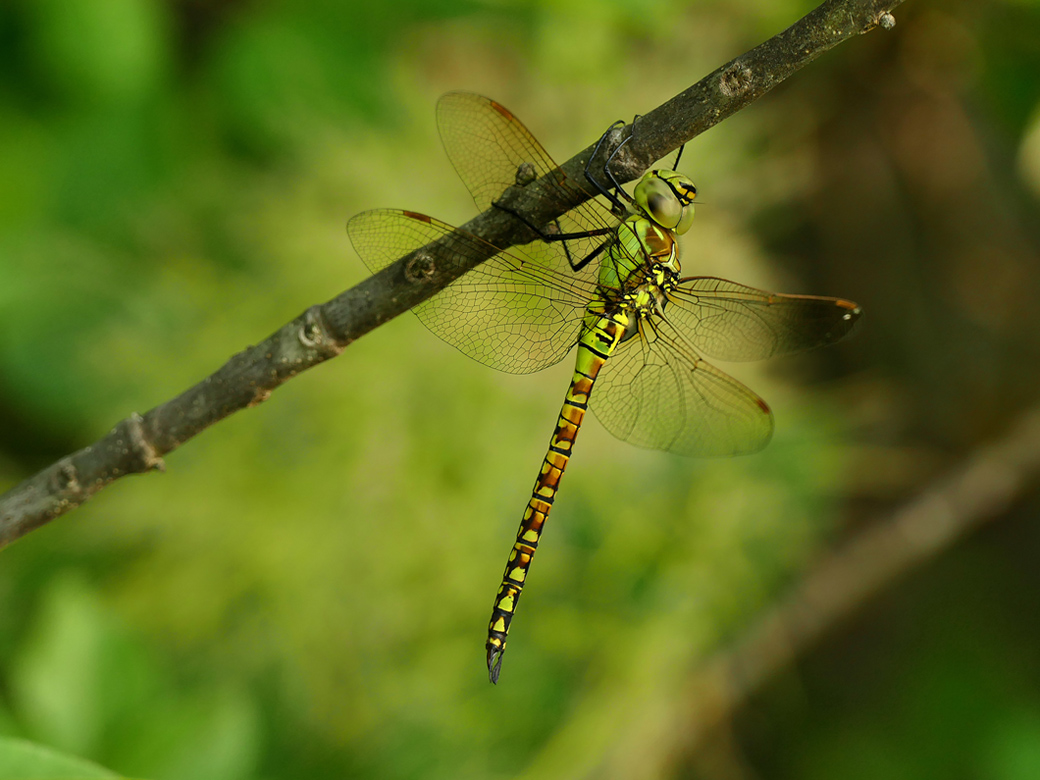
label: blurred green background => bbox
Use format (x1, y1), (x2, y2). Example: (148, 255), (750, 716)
(3, 0), (1040, 778)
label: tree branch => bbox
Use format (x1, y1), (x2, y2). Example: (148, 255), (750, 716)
(0, 0), (904, 548)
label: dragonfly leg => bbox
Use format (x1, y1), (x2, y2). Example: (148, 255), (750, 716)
(584, 120), (631, 215)
(549, 218), (577, 269)
(590, 114), (690, 204)
(602, 115), (641, 200)
(570, 238), (609, 272)
(491, 198), (614, 271)
(672, 143), (686, 172)
(490, 198), (546, 243)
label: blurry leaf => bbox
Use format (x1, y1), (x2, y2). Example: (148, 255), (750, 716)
(1018, 100), (1040, 197)
(978, 4), (1040, 133)
(116, 688), (260, 780)
(0, 736), (121, 779)
(0, 233), (138, 428)
(51, 99), (179, 235)
(983, 711), (1040, 780)
(0, 111), (51, 230)
(25, 0), (171, 105)
(8, 576), (112, 757)
(5, 573), (262, 780)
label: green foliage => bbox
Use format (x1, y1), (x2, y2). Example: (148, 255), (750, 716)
(3, 576), (259, 779)
(740, 524), (1040, 780)
(3, 0), (1040, 778)
(0, 736), (120, 779)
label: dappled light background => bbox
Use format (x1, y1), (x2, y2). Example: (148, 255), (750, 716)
(3, 1), (1040, 778)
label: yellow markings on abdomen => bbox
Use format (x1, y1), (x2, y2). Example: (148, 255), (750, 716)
(485, 313), (626, 683)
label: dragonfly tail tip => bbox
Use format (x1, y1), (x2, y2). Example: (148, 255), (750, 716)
(487, 648), (504, 684)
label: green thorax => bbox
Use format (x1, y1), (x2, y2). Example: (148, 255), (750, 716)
(596, 169), (696, 295)
(597, 216), (679, 292)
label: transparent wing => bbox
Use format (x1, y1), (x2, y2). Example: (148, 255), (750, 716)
(665, 277), (863, 362)
(348, 209), (600, 374)
(591, 315), (774, 457)
(437, 91), (621, 269)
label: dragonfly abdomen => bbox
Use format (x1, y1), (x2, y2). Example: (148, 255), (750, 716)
(485, 311), (627, 683)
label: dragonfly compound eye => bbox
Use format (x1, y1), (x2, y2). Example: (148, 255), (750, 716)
(673, 201), (695, 235)
(654, 171), (697, 234)
(635, 175), (683, 229)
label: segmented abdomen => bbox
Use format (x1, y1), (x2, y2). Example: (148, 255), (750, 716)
(485, 310), (627, 683)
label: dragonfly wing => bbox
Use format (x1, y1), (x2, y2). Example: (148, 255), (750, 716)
(591, 315), (774, 457)
(437, 91), (561, 214)
(437, 91), (621, 270)
(348, 209), (597, 374)
(666, 277), (862, 362)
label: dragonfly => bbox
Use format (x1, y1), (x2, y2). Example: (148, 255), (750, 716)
(348, 92), (861, 683)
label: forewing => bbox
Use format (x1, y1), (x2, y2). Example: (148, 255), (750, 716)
(591, 315), (774, 457)
(666, 277), (862, 362)
(437, 91), (621, 269)
(348, 209), (596, 373)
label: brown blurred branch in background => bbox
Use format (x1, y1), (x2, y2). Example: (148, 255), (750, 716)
(658, 404), (1040, 775)
(0, 0), (905, 549)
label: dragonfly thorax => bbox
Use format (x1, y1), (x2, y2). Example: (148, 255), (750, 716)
(633, 170), (696, 234)
(599, 217), (681, 294)
(614, 269), (674, 343)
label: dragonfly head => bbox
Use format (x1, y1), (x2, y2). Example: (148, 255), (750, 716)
(634, 170), (697, 235)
